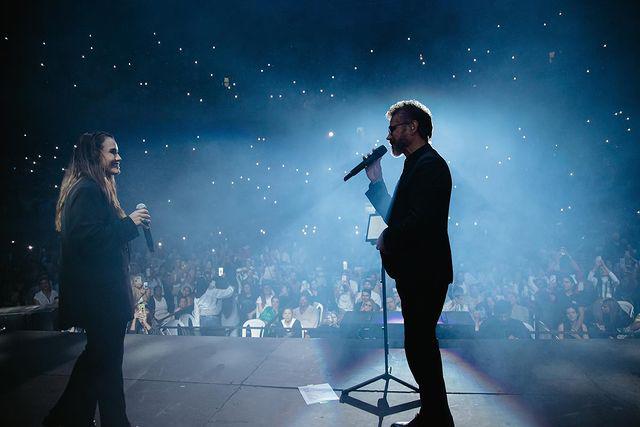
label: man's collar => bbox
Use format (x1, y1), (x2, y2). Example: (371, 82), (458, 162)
(405, 142), (430, 164)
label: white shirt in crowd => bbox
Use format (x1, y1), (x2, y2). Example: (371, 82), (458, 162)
(281, 317), (298, 328)
(153, 296), (170, 321)
(164, 313), (196, 335)
(34, 290), (58, 306)
(587, 269), (620, 299)
(293, 304), (320, 329)
(193, 282), (234, 325)
(337, 292), (354, 312)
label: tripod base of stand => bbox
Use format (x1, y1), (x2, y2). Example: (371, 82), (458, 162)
(339, 250), (420, 423)
(340, 372), (420, 418)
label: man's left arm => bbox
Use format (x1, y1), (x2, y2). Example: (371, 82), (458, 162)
(382, 160), (451, 253)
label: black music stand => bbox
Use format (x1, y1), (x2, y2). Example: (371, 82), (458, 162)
(339, 213), (420, 425)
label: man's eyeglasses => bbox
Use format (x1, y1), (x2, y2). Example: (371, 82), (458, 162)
(388, 122), (412, 133)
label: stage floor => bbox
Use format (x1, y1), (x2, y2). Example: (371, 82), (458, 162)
(1, 332), (639, 426)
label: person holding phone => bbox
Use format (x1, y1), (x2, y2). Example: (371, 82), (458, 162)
(45, 132), (150, 427)
(193, 269), (234, 335)
(335, 275), (355, 314)
(587, 256), (620, 299)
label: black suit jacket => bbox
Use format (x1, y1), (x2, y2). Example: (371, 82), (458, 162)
(366, 144), (453, 284)
(58, 178), (139, 328)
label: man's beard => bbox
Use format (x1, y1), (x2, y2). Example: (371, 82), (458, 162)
(390, 137), (409, 157)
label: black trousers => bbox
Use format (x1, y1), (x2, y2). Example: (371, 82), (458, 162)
(49, 318), (130, 426)
(396, 277), (454, 426)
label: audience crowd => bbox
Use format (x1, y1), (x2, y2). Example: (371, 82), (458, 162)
(2, 231), (639, 340)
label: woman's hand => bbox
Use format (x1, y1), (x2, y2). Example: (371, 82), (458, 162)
(129, 207), (151, 226)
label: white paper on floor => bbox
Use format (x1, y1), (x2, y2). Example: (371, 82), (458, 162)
(298, 383), (339, 405)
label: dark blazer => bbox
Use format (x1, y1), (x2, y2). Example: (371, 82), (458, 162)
(58, 178), (139, 328)
(366, 144), (453, 283)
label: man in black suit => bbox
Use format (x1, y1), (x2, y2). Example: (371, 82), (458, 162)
(45, 132), (150, 427)
(365, 100), (454, 426)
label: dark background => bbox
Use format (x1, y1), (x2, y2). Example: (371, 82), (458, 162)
(1, 0), (639, 268)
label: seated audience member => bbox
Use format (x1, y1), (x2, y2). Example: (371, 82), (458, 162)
(255, 284), (275, 318)
(148, 284), (171, 326)
(131, 275), (145, 304)
(392, 287), (402, 311)
(164, 271), (181, 304)
(558, 305), (589, 339)
(308, 280), (330, 310)
(164, 296), (195, 335)
(322, 311), (340, 327)
(442, 286), (469, 312)
(276, 308), (303, 338)
(593, 298), (634, 338)
(129, 301), (153, 334)
(180, 285), (194, 306)
(299, 280), (312, 298)
(293, 295), (319, 329)
(620, 312), (640, 336)
(260, 296), (281, 327)
(175, 295), (194, 319)
(277, 284), (293, 311)
(386, 297), (402, 312)
(238, 282), (256, 320)
(356, 280), (382, 308)
(354, 289), (381, 312)
(359, 300), (376, 312)
(32, 275), (58, 306)
(478, 300), (530, 339)
(335, 279), (355, 314)
(555, 275), (586, 324)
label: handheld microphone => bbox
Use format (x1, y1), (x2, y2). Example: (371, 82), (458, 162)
(136, 203), (155, 252)
(343, 145), (388, 181)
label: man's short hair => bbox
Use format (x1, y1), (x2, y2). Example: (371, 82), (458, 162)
(386, 99), (433, 141)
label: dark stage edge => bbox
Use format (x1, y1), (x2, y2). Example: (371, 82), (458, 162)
(1, 332), (640, 426)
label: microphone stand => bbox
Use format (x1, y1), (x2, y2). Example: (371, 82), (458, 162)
(340, 239), (420, 425)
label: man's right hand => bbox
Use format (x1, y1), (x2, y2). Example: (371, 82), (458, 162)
(129, 208), (151, 226)
(365, 156), (383, 183)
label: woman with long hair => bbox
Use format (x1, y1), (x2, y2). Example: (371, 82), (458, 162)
(558, 305), (589, 339)
(596, 298), (633, 338)
(44, 132), (150, 427)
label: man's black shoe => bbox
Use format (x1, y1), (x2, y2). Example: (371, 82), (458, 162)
(392, 413), (454, 427)
(391, 413), (423, 426)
